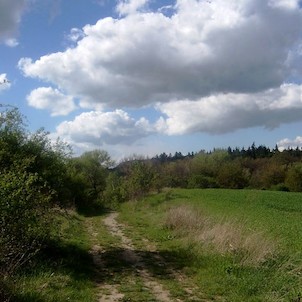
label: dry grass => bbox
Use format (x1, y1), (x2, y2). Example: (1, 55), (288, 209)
(165, 205), (276, 265)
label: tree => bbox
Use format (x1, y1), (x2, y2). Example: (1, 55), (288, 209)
(69, 149), (114, 208)
(122, 160), (156, 199)
(217, 160), (249, 189)
(285, 163), (302, 192)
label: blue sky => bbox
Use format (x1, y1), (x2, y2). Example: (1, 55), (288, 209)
(1, 0), (302, 160)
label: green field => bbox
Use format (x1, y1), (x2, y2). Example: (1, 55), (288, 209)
(118, 188), (302, 301)
(12, 188), (302, 301)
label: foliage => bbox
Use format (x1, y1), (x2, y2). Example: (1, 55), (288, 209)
(148, 144), (302, 192)
(285, 163), (302, 192)
(103, 172), (127, 208)
(0, 164), (53, 300)
(67, 149), (114, 210)
(123, 160), (156, 199)
(217, 160), (250, 189)
(0, 107), (71, 300)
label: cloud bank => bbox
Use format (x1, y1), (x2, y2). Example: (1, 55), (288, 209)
(18, 0), (302, 149)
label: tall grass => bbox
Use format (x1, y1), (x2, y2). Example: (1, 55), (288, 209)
(165, 205), (276, 265)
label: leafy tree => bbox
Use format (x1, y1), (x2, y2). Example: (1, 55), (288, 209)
(285, 163), (302, 192)
(122, 160), (156, 199)
(217, 160), (249, 189)
(103, 172), (126, 208)
(69, 149), (114, 208)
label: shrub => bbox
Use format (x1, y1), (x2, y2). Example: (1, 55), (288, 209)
(0, 164), (53, 289)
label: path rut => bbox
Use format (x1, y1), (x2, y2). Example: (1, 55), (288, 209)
(88, 212), (207, 302)
(103, 212), (173, 302)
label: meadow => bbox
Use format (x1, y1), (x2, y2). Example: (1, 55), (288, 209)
(8, 188), (302, 301)
(118, 188), (302, 301)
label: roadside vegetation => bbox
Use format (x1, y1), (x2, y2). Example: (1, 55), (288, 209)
(1, 105), (302, 301)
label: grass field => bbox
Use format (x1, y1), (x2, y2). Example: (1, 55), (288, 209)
(118, 188), (302, 301)
(11, 188), (302, 301)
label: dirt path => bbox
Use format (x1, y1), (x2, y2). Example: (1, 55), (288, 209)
(103, 212), (173, 302)
(87, 212), (207, 302)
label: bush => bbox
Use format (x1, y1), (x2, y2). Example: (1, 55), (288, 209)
(0, 164), (53, 297)
(0, 107), (70, 299)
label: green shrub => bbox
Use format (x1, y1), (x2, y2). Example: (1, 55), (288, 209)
(0, 164), (53, 297)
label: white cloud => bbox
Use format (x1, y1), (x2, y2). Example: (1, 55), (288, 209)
(50, 83), (302, 151)
(54, 110), (153, 147)
(18, 0), (302, 110)
(116, 0), (149, 16)
(156, 84), (302, 135)
(277, 136), (302, 150)
(27, 87), (76, 116)
(0, 74), (11, 91)
(268, 0), (299, 9)
(67, 28), (85, 43)
(5, 38), (19, 47)
(0, 0), (26, 41)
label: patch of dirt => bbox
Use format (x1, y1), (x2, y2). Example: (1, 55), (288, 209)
(86, 220), (125, 302)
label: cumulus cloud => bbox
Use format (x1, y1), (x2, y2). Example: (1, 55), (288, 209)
(277, 136), (302, 150)
(54, 110), (153, 147)
(27, 87), (77, 116)
(0, 0), (26, 41)
(50, 83), (302, 150)
(156, 84), (302, 134)
(18, 0), (302, 110)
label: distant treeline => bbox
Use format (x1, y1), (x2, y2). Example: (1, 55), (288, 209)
(152, 143), (300, 163)
(115, 143), (302, 194)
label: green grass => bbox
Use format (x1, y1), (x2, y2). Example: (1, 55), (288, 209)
(8, 189), (302, 301)
(118, 188), (302, 301)
(10, 211), (98, 302)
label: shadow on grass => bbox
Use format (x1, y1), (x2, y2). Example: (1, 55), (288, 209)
(11, 239), (96, 302)
(9, 238), (205, 301)
(93, 246), (206, 284)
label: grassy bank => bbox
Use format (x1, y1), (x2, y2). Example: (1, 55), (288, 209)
(118, 188), (302, 301)
(8, 211), (97, 302)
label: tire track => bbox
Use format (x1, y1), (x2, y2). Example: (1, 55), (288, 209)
(103, 212), (173, 302)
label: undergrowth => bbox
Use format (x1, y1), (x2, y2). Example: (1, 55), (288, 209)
(6, 210), (97, 302)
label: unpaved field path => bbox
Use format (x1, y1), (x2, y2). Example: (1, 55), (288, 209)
(88, 212), (208, 302)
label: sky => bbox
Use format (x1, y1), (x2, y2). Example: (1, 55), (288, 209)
(1, 0), (302, 160)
